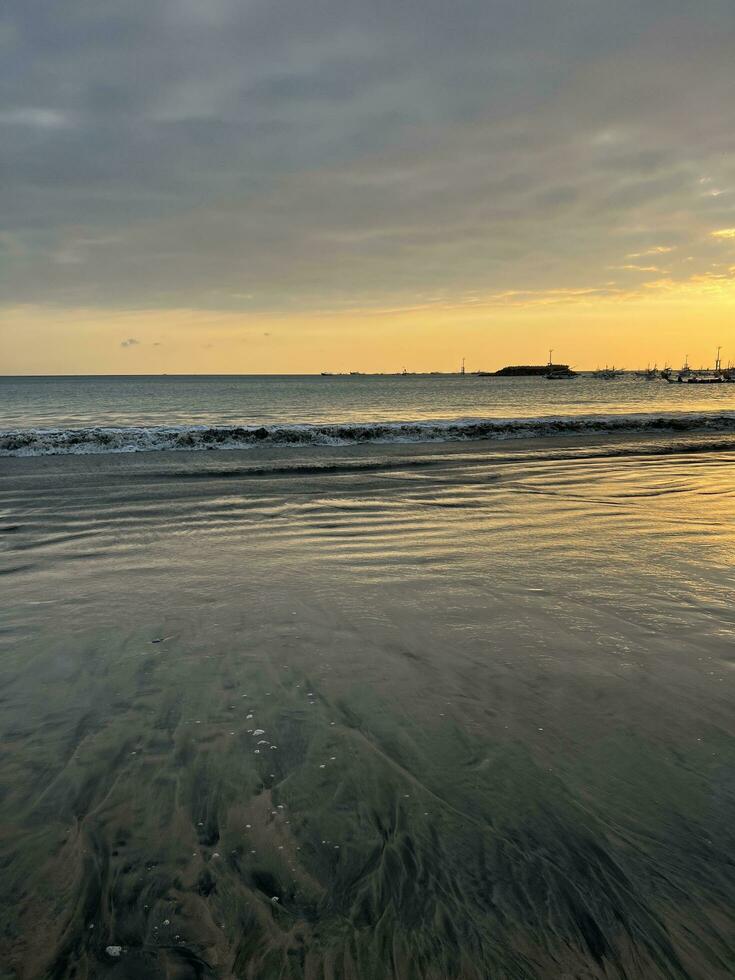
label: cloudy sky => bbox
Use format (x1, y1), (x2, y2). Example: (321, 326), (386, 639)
(2, 0), (735, 372)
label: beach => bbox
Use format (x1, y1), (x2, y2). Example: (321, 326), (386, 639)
(6, 0), (735, 971)
(1, 432), (734, 978)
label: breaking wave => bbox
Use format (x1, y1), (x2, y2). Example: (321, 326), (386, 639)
(2, 412), (735, 457)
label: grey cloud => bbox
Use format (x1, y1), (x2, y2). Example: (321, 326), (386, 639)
(120, 338), (139, 347)
(0, 108), (73, 129)
(1, 1), (734, 310)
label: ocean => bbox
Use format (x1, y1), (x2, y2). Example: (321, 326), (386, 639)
(1, 377), (734, 978)
(1, 373), (734, 455)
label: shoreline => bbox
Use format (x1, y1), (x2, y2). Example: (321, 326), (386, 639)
(2, 410), (735, 459)
(3, 427), (735, 479)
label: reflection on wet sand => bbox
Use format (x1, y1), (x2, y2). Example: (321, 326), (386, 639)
(1, 435), (734, 979)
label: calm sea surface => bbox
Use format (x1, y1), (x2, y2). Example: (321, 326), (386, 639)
(2, 373), (735, 429)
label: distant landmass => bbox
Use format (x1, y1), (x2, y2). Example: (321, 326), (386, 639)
(478, 364), (572, 377)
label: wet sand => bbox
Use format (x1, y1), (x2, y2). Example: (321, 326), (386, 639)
(1, 434), (734, 979)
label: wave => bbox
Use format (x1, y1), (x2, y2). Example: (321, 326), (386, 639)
(2, 412), (735, 457)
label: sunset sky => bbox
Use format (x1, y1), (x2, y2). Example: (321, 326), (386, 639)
(2, 1), (735, 374)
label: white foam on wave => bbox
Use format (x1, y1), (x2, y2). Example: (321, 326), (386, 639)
(1, 412), (735, 457)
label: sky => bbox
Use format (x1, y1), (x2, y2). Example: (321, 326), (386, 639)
(1, 0), (735, 374)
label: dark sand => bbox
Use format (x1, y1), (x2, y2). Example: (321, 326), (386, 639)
(1, 434), (734, 979)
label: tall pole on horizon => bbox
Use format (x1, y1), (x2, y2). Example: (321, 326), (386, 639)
(548, 348), (553, 368)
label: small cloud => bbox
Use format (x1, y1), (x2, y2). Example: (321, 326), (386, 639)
(263, 331), (271, 336)
(590, 127), (630, 147)
(0, 108), (73, 129)
(611, 264), (667, 273)
(711, 228), (735, 240)
(626, 246), (675, 258)
(52, 234), (120, 266)
(641, 278), (676, 290)
(53, 246), (84, 266)
(120, 338), (139, 348)
(153, 342), (162, 346)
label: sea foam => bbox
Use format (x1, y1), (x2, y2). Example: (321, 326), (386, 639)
(1, 412), (734, 457)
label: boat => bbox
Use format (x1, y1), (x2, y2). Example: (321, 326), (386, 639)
(713, 348), (735, 381)
(666, 370), (726, 385)
(674, 374), (727, 384)
(666, 347), (731, 383)
(545, 366), (578, 379)
(592, 366), (623, 379)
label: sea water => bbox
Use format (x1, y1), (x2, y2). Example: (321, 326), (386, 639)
(1, 373), (735, 455)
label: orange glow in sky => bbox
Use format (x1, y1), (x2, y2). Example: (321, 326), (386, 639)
(4, 273), (735, 375)
(2, 4), (734, 375)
